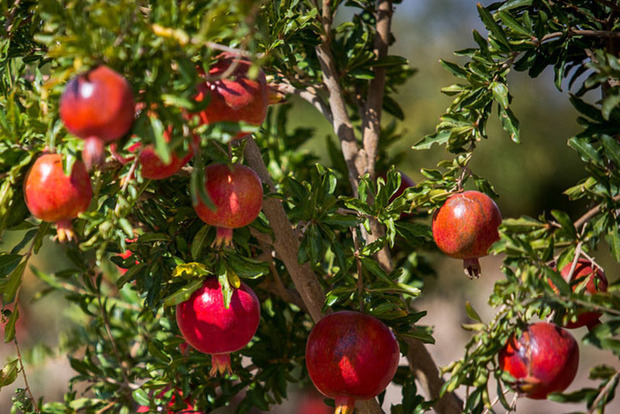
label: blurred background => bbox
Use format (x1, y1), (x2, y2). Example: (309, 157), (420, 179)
(1, 1), (618, 412)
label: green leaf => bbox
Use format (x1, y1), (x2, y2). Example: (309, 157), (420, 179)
(602, 92), (620, 120)
(605, 226), (620, 262)
(439, 60), (468, 79)
(465, 301), (483, 323)
(551, 210), (576, 239)
(2, 259), (26, 304)
(191, 225), (211, 260)
(497, 11), (532, 36)
(412, 130), (450, 150)
(491, 82), (509, 109)
(600, 134), (620, 166)
(568, 137), (603, 165)
(0, 359), (18, 390)
(477, 4), (511, 50)
(3, 306), (18, 343)
(163, 278), (204, 307)
(0, 254), (22, 278)
(132, 388), (150, 407)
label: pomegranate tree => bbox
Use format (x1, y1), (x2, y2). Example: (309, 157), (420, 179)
(60, 65), (135, 169)
(305, 311), (400, 414)
(175, 277), (260, 376)
(23, 153), (93, 242)
(136, 388), (197, 413)
(558, 258), (608, 330)
(193, 54), (269, 138)
(432, 190), (502, 278)
(498, 322), (579, 400)
(192, 163), (263, 246)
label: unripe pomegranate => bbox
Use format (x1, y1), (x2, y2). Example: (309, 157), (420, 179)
(193, 54), (269, 137)
(176, 277), (260, 376)
(559, 258), (608, 330)
(60, 65), (135, 169)
(193, 163), (263, 246)
(305, 311), (400, 414)
(432, 190), (502, 278)
(23, 154), (92, 242)
(498, 322), (579, 400)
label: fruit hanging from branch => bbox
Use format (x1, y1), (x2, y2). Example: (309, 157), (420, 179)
(192, 163), (263, 246)
(175, 277), (260, 376)
(23, 153), (93, 243)
(498, 322), (579, 400)
(60, 65), (135, 170)
(432, 190), (502, 278)
(305, 311), (400, 414)
(193, 53), (269, 138)
(558, 258), (608, 330)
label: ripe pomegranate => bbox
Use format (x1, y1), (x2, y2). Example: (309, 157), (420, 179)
(558, 258), (608, 330)
(431, 190), (502, 278)
(192, 163), (263, 246)
(60, 65), (135, 169)
(176, 277), (260, 376)
(23, 153), (93, 242)
(498, 322), (579, 400)
(193, 54), (269, 137)
(305, 311), (400, 414)
(115, 238), (139, 275)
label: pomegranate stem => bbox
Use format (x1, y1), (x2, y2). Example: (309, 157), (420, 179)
(213, 227), (234, 247)
(209, 353), (233, 377)
(55, 219), (76, 243)
(83, 136), (106, 171)
(334, 396), (356, 414)
(463, 258), (481, 279)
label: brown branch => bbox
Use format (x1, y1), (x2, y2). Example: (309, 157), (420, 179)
(574, 194), (620, 229)
(315, 1), (368, 193)
(361, 0), (393, 180)
(275, 80), (333, 124)
(536, 29), (620, 46)
(244, 138), (326, 322)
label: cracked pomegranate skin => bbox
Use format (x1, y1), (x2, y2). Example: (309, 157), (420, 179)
(498, 322), (579, 400)
(559, 258), (608, 329)
(432, 190), (502, 259)
(194, 55), (269, 128)
(175, 277), (260, 356)
(60, 65), (135, 142)
(193, 163), (263, 229)
(305, 311), (400, 405)
(23, 154), (92, 223)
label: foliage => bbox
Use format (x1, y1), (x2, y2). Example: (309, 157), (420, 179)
(0, 1), (618, 414)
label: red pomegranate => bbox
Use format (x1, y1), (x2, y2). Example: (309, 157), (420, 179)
(193, 54), (269, 138)
(23, 153), (93, 242)
(60, 65), (135, 169)
(192, 163), (263, 246)
(558, 258), (608, 330)
(305, 311), (400, 414)
(498, 322), (579, 400)
(432, 190), (502, 278)
(176, 277), (260, 376)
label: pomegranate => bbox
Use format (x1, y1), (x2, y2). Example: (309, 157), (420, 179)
(305, 311), (400, 414)
(115, 238), (139, 275)
(498, 322), (579, 400)
(558, 258), (608, 330)
(193, 54), (269, 137)
(60, 65), (135, 169)
(175, 277), (260, 376)
(23, 153), (93, 242)
(431, 190), (502, 278)
(192, 163), (263, 246)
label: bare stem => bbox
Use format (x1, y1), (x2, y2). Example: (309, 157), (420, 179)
(14, 336), (41, 414)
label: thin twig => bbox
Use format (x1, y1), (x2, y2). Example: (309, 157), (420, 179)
(587, 371), (620, 414)
(14, 336), (41, 413)
(574, 194), (620, 229)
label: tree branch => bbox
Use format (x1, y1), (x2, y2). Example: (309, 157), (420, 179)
(244, 138), (326, 323)
(275, 80), (333, 124)
(574, 194), (620, 229)
(361, 0), (392, 180)
(315, 1), (368, 193)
